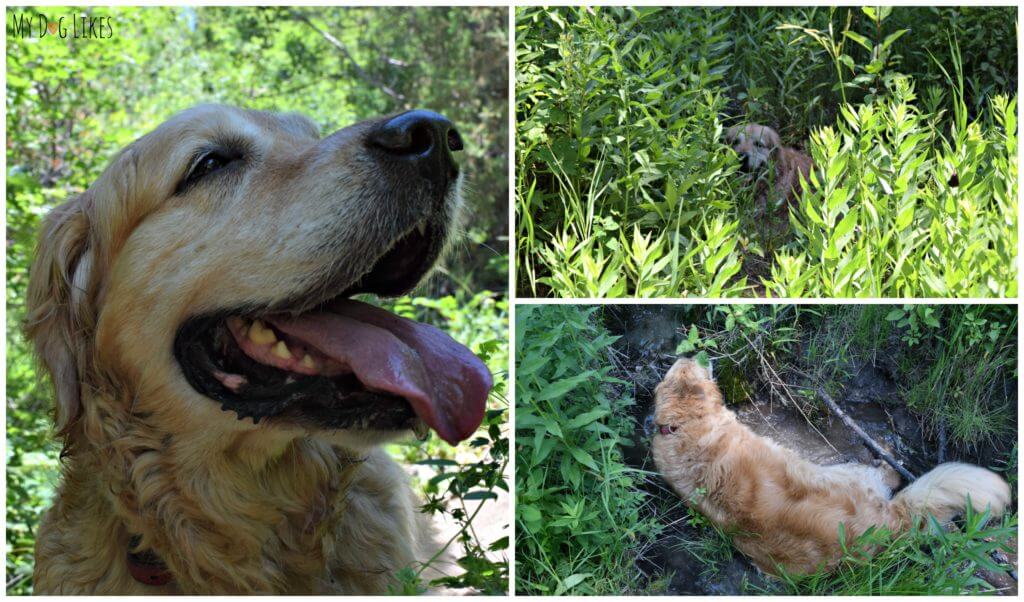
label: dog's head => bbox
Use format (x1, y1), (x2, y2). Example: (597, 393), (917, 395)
(652, 357), (722, 426)
(725, 123), (780, 174)
(25, 105), (491, 454)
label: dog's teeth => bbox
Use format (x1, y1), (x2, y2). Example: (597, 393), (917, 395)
(301, 354), (316, 370)
(416, 222), (427, 236)
(249, 320), (277, 345)
(412, 420), (430, 441)
(272, 341), (292, 359)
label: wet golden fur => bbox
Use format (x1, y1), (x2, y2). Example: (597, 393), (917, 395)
(652, 358), (1011, 575)
(25, 105), (459, 593)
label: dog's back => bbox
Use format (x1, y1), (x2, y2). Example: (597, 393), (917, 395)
(774, 145), (814, 205)
(653, 401), (901, 574)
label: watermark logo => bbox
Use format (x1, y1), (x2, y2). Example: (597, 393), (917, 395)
(9, 11), (114, 39)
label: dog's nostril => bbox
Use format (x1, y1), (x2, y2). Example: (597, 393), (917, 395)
(405, 124), (433, 156)
(446, 128), (464, 152)
(447, 129), (463, 152)
(369, 109), (462, 158)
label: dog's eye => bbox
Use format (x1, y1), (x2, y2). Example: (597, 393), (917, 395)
(178, 150), (241, 193)
(191, 152), (232, 180)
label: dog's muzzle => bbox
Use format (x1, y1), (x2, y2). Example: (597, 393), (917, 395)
(737, 151), (758, 174)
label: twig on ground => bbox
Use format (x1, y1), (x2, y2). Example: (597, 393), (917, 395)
(937, 421), (947, 464)
(814, 386), (917, 482)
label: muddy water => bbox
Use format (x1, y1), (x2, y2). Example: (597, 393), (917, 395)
(603, 305), (1010, 595)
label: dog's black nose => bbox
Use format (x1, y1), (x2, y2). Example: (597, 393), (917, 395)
(737, 151), (754, 174)
(369, 110), (462, 186)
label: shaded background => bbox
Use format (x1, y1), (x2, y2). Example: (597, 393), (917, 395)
(6, 6), (508, 593)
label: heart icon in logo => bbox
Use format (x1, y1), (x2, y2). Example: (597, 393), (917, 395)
(47, 21), (57, 35)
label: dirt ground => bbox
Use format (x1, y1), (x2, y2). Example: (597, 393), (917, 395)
(603, 305), (1018, 595)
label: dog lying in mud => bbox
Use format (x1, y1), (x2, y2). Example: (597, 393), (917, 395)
(25, 105), (493, 593)
(726, 123), (814, 217)
(651, 357), (1010, 576)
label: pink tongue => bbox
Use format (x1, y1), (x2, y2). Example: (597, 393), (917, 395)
(268, 299), (491, 445)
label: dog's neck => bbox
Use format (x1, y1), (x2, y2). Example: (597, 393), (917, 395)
(56, 413), (366, 593)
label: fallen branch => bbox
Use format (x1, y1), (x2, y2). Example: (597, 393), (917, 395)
(814, 386), (917, 482)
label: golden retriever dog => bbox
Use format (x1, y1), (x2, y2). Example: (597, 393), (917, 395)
(725, 123), (814, 215)
(25, 105), (494, 593)
(651, 357), (1010, 576)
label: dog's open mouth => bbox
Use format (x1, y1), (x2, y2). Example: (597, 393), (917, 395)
(173, 221), (492, 445)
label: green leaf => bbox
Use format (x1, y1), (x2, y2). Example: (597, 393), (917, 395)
(568, 447), (599, 471)
(535, 371), (597, 401)
(842, 31), (871, 51)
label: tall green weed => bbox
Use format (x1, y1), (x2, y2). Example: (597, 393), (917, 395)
(516, 7), (1017, 297)
(515, 305), (660, 594)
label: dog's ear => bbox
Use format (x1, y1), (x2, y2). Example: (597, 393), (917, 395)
(24, 192), (96, 439)
(724, 125), (742, 144)
(762, 127), (782, 152)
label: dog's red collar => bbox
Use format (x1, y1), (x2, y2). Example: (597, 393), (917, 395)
(127, 535), (173, 586)
(657, 424), (677, 435)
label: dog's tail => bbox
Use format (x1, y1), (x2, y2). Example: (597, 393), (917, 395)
(891, 462), (1010, 524)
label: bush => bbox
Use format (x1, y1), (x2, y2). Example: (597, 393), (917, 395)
(515, 305), (661, 594)
(516, 7), (1018, 297)
(770, 509), (1018, 595)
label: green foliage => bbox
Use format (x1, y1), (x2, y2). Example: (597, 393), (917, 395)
(6, 6), (508, 594)
(891, 305), (1017, 451)
(515, 305), (661, 594)
(516, 7), (1017, 297)
(7, 6), (508, 291)
(776, 80), (1017, 297)
(668, 489), (737, 579)
(769, 508), (1017, 595)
